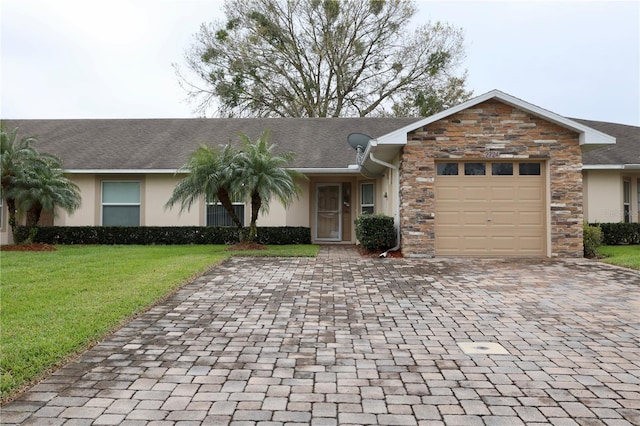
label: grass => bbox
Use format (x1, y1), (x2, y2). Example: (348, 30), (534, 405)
(0, 244), (318, 401)
(597, 245), (640, 270)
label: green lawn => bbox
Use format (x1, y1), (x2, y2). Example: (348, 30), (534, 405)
(0, 244), (318, 401)
(598, 245), (640, 270)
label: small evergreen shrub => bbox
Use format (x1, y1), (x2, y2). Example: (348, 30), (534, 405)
(583, 223), (603, 258)
(354, 213), (396, 251)
(14, 226), (311, 245)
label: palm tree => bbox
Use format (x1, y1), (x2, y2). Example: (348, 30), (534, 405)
(15, 164), (81, 229)
(1, 127), (66, 241)
(236, 130), (302, 243)
(166, 143), (244, 230)
(1, 126), (82, 243)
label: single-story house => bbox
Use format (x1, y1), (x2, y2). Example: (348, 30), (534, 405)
(2, 90), (637, 256)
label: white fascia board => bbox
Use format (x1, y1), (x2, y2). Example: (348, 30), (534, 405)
(291, 167), (361, 174)
(582, 164), (625, 170)
(375, 89), (616, 147)
(65, 169), (180, 174)
(582, 164), (640, 170)
(66, 167), (361, 175)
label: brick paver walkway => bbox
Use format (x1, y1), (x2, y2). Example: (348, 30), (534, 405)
(2, 248), (639, 425)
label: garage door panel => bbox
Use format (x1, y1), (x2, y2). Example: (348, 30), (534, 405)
(437, 211), (460, 225)
(462, 186), (488, 200)
(519, 211), (544, 226)
(463, 211), (489, 225)
(462, 236), (489, 250)
(491, 186), (516, 200)
(491, 211), (517, 226)
(491, 236), (516, 250)
(436, 186), (461, 201)
(517, 186), (544, 202)
(434, 161), (545, 256)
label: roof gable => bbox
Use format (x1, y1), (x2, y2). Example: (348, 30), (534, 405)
(374, 89), (616, 148)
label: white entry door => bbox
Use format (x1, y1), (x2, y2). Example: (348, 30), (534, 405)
(316, 184), (342, 241)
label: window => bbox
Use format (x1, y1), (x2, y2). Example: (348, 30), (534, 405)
(207, 197), (245, 226)
(519, 163), (541, 175)
(623, 180), (631, 223)
(361, 183), (374, 214)
(102, 182), (141, 226)
(492, 163), (513, 176)
(437, 163), (458, 176)
(464, 163), (486, 176)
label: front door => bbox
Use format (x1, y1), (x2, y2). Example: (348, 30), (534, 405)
(316, 184), (342, 241)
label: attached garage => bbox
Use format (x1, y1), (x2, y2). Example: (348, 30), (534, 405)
(434, 161), (546, 256)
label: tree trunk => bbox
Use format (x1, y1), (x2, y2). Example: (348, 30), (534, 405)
(26, 204), (42, 228)
(247, 191), (262, 243)
(216, 188), (243, 228)
(6, 198), (19, 242)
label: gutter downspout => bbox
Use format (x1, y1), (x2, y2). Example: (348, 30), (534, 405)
(367, 141), (401, 258)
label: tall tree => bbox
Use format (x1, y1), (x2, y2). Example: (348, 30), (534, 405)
(166, 143), (244, 230)
(177, 0), (471, 117)
(235, 130), (302, 242)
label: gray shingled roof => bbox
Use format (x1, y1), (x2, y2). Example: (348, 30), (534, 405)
(574, 119), (640, 166)
(3, 117), (637, 170)
(2, 118), (420, 170)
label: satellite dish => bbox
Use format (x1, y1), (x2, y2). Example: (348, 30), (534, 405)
(347, 133), (372, 150)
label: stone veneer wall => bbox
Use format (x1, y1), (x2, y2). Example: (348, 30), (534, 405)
(400, 99), (583, 257)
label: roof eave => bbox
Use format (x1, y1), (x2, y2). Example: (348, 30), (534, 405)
(582, 164), (640, 170)
(64, 167), (362, 175)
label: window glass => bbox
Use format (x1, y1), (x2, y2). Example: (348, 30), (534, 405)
(103, 206), (140, 226)
(103, 182), (140, 203)
(102, 182), (141, 226)
(464, 163), (486, 176)
(361, 183), (374, 214)
(437, 163), (458, 176)
(623, 180), (631, 223)
(492, 163), (513, 176)
(207, 204), (245, 227)
(519, 163), (541, 175)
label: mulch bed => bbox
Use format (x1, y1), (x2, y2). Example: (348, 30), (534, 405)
(226, 242), (267, 251)
(356, 245), (403, 258)
(1, 243), (57, 252)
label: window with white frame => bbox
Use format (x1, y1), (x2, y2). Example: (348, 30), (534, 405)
(361, 183), (374, 214)
(102, 181), (141, 226)
(623, 179), (631, 223)
(206, 196), (245, 226)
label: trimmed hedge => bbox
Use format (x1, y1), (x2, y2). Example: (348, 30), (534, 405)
(14, 226), (311, 245)
(354, 213), (396, 251)
(590, 223), (640, 245)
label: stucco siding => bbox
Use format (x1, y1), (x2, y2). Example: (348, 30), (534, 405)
(147, 174), (201, 226)
(583, 170), (640, 223)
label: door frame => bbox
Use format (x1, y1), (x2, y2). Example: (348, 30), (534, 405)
(315, 183), (342, 242)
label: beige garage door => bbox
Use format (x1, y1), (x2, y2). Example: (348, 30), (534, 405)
(435, 161), (546, 256)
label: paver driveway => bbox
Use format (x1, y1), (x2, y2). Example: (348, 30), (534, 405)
(3, 247), (640, 425)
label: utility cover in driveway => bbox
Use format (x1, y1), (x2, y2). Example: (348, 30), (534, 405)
(458, 341), (510, 355)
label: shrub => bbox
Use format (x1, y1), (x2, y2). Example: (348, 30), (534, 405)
(583, 223), (603, 258)
(354, 213), (396, 252)
(14, 226), (311, 245)
(592, 223), (640, 245)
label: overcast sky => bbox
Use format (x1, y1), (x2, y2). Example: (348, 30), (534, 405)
(2, 0), (639, 125)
